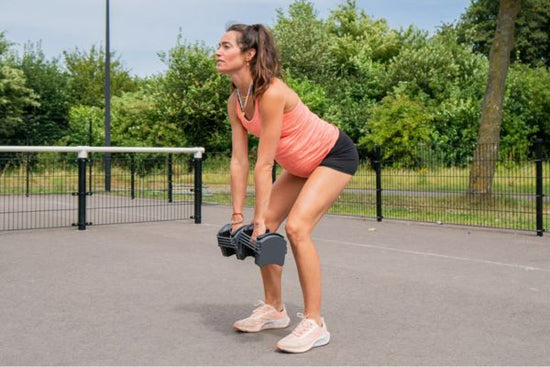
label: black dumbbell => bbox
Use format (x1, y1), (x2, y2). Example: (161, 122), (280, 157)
(216, 223), (288, 267)
(233, 224), (287, 267)
(216, 223), (255, 259)
(216, 223), (237, 257)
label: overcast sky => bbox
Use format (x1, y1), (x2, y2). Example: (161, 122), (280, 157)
(0, 0), (471, 77)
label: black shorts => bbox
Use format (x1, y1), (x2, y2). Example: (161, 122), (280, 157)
(319, 130), (359, 175)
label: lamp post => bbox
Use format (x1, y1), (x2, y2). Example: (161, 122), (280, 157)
(104, 0), (111, 191)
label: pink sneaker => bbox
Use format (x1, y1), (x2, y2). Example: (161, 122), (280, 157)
(233, 301), (290, 332)
(276, 313), (330, 353)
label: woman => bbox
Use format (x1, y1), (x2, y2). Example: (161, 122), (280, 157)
(216, 23), (359, 353)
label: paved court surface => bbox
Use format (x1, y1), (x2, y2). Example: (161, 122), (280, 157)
(1, 204), (549, 365)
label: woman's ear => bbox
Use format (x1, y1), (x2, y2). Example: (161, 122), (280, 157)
(246, 48), (256, 63)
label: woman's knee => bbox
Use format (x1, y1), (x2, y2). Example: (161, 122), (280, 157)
(284, 218), (311, 245)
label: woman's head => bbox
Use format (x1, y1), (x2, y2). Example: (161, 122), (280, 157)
(217, 23), (280, 97)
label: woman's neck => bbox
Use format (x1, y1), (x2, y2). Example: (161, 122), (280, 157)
(231, 70), (253, 94)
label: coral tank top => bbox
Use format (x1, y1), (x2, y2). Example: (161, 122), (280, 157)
(236, 97), (339, 178)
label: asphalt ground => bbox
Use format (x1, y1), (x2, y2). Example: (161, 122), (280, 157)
(1, 204), (549, 366)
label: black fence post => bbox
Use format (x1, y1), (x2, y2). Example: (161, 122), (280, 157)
(193, 154), (203, 224)
(25, 133), (30, 197)
(168, 154), (173, 203)
(77, 153), (88, 230)
(88, 118), (93, 194)
(535, 139), (544, 237)
(130, 153), (136, 200)
(374, 146), (383, 222)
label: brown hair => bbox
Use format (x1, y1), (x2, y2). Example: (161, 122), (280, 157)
(226, 23), (281, 98)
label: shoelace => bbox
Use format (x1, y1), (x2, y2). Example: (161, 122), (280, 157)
(291, 313), (317, 337)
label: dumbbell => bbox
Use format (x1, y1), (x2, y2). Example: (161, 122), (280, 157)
(216, 223), (254, 259)
(216, 223), (237, 257)
(216, 223), (287, 267)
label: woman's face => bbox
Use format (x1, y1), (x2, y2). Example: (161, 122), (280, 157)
(215, 31), (247, 74)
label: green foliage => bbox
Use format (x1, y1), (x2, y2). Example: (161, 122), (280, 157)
(63, 45), (138, 107)
(501, 63), (550, 159)
(60, 105), (104, 146)
(325, 0), (400, 68)
(431, 89), (481, 165)
(387, 30), (486, 102)
(284, 73), (330, 117)
(10, 42), (71, 145)
(455, 0), (550, 67)
(0, 33), (39, 143)
(273, 0), (331, 83)
(111, 87), (160, 147)
(155, 40), (230, 151)
(359, 91), (434, 167)
(384, 29), (491, 165)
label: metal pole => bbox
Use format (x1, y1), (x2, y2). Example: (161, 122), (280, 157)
(168, 154), (173, 203)
(88, 118), (93, 193)
(130, 153), (136, 200)
(25, 132), (30, 197)
(374, 146), (383, 222)
(193, 154), (203, 224)
(104, 0), (112, 192)
(77, 154), (88, 230)
(535, 139), (544, 236)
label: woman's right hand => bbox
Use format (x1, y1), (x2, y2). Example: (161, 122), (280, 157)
(231, 222), (245, 233)
(230, 212), (245, 233)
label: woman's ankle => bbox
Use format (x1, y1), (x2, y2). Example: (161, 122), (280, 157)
(266, 300), (284, 312)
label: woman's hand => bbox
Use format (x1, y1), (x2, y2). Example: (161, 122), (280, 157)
(252, 221), (267, 240)
(230, 212), (245, 233)
(231, 222), (245, 233)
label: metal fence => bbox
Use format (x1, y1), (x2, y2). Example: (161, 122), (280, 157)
(200, 141), (548, 236)
(1, 143), (547, 236)
(0, 146), (204, 231)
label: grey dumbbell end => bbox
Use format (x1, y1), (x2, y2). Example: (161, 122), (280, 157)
(216, 223), (236, 257)
(254, 232), (287, 267)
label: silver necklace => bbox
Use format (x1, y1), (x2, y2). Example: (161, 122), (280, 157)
(236, 82), (253, 118)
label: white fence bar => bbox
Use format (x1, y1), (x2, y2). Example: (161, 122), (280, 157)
(0, 146), (205, 159)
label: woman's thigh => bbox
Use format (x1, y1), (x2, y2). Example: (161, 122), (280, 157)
(265, 170), (307, 231)
(286, 166), (353, 236)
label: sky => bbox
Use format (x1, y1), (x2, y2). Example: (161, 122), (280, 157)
(0, 0), (472, 77)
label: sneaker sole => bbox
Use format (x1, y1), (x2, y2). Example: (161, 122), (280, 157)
(276, 333), (330, 353)
(234, 318), (291, 333)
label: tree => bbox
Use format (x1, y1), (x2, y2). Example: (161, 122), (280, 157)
(273, 0), (331, 83)
(358, 91), (434, 167)
(500, 63), (550, 159)
(11, 42), (71, 145)
(468, 0), (522, 195)
(456, 0), (549, 67)
(0, 33), (39, 143)
(63, 45), (137, 107)
(386, 29), (488, 165)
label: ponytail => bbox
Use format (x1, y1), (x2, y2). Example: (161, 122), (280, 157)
(226, 23), (281, 98)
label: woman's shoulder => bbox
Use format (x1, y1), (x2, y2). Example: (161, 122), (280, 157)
(261, 78), (298, 107)
(262, 79), (286, 99)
